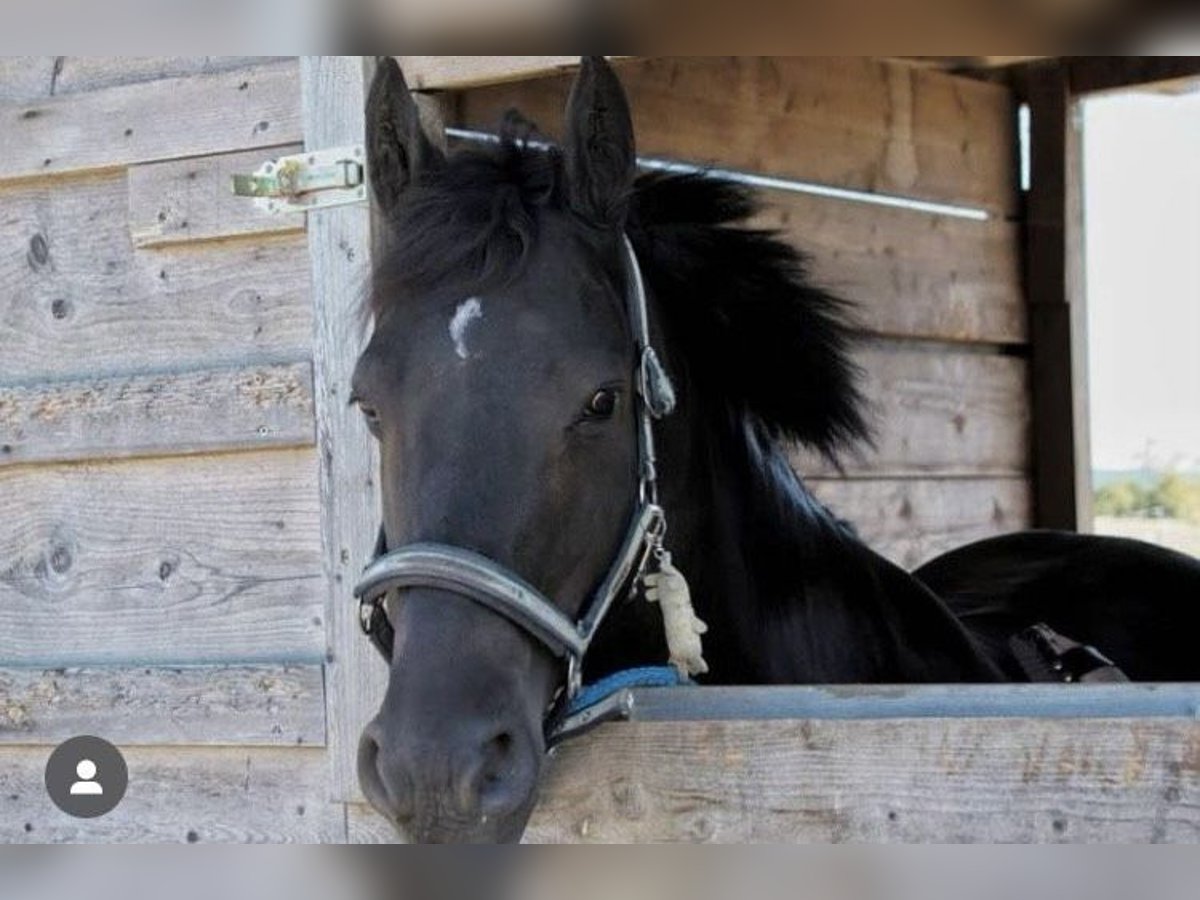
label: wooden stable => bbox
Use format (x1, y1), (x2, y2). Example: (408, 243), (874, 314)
(0, 56), (1197, 843)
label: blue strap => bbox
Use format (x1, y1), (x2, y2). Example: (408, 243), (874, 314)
(565, 665), (692, 717)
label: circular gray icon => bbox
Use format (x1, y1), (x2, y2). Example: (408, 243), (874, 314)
(45, 735), (127, 818)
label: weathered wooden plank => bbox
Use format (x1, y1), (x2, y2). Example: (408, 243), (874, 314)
(0, 449), (324, 665)
(0, 173), (312, 382)
(128, 145), (306, 247)
(0, 747), (344, 842)
(752, 189), (1025, 344)
(346, 803), (400, 843)
(0, 664), (324, 746)
(456, 56), (1018, 213)
(0, 57), (280, 105)
(0, 360), (314, 466)
(399, 56), (598, 90)
(514, 717), (1200, 842)
(806, 477), (1032, 570)
(0, 59), (301, 182)
(791, 345), (1031, 479)
(301, 56), (385, 803)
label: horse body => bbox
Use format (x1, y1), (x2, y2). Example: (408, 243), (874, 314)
(353, 56), (1200, 842)
(919, 531), (1200, 681)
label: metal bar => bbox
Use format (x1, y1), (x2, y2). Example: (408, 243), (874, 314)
(444, 127), (992, 222)
(626, 683), (1200, 721)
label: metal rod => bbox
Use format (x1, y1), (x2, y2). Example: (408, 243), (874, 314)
(626, 683), (1200, 721)
(444, 126), (991, 222)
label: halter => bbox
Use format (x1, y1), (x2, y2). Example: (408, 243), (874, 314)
(353, 235), (679, 712)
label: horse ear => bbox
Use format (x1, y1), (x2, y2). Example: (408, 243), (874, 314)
(366, 56), (445, 218)
(563, 56), (636, 226)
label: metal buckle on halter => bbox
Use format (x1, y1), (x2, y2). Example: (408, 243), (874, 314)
(359, 594), (385, 638)
(359, 596), (377, 636)
(639, 346), (676, 420)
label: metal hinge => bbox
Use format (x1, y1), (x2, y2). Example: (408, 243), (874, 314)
(231, 145), (367, 213)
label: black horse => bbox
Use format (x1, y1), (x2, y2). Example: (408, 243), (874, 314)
(351, 56), (1200, 842)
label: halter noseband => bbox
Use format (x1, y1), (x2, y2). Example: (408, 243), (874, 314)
(353, 235), (677, 703)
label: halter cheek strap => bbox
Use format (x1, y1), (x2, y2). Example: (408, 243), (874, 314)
(352, 234), (688, 711)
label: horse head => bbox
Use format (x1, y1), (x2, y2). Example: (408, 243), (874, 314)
(353, 56), (652, 842)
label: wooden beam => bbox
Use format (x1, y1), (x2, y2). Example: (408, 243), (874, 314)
(300, 56), (385, 804)
(1067, 56), (1200, 96)
(528, 719), (1198, 842)
(1019, 61), (1090, 531)
(0, 664), (324, 746)
(349, 706), (1200, 842)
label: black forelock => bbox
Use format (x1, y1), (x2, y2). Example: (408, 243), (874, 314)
(369, 114), (563, 313)
(369, 125), (870, 461)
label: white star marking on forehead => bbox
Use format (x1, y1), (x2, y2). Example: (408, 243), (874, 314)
(449, 297), (484, 360)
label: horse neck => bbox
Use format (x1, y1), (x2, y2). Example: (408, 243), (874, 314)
(658, 408), (1002, 684)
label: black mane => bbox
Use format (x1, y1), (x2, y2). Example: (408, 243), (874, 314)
(628, 171), (870, 462)
(371, 129), (871, 465)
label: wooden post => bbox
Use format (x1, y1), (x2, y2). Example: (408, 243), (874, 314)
(300, 56), (387, 806)
(1020, 61), (1091, 531)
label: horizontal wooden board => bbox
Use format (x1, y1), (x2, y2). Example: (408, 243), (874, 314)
(0, 664), (324, 746)
(515, 717), (1199, 842)
(128, 144), (306, 247)
(0, 173), (312, 382)
(807, 477), (1032, 570)
(0, 747), (344, 842)
(752, 189), (1025, 344)
(0, 59), (301, 182)
(0, 57), (279, 105)
(400, 56), (596, 90)
(0, 360), (315, 466)
(346, 803), (400, 843)
(455, 56), (1018, 213)
(0, 449), (324, 665)
(791, 344), (1030, 478)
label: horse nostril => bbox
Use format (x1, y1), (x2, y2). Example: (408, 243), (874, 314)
(469, 730), (531, 819)
(358, 726), (413, 824)
(481, 731), (514, 784)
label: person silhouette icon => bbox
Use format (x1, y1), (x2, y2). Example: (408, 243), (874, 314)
(46, 736), (126, 818)
(69, 759), (103, 796)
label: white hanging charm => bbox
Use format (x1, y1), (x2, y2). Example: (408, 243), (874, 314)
(643, 550), (709, 677)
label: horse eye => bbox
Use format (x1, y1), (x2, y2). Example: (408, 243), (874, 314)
(584, 388), (619, 420)
(358, 404), (381, 430)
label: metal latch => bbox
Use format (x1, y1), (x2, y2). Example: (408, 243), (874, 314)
(231, 145), (367, 213)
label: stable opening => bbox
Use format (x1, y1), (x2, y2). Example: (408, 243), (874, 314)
(1082, 84), (1200, 557)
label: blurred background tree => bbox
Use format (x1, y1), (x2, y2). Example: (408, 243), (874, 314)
(1094, 471), (1200, 522)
